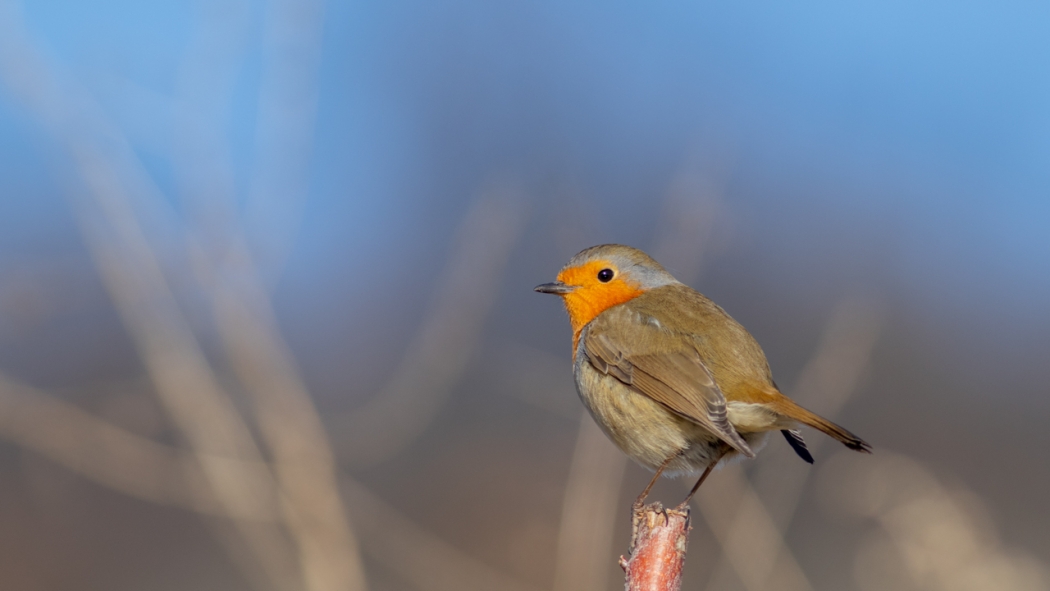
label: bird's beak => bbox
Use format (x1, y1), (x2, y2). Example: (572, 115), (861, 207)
(534, 281), (576, 295)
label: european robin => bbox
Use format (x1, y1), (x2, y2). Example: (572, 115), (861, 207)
(535, 244), (870, 508)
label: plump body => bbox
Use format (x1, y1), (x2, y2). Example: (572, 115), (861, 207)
(574, 285), (785, 476)
(575, 347), (765, 476)
(536, 244), (870, 487)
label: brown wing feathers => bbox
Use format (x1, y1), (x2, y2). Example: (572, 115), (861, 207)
(583, 302), (870, 459)
(584, 328), (756, 458)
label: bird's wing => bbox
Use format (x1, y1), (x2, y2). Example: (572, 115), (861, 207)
(583, 308), (755, 457)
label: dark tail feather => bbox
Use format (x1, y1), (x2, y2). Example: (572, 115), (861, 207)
(782, 429), (814, 464)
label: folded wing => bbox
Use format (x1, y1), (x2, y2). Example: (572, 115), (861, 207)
(583, 311), (755, 458)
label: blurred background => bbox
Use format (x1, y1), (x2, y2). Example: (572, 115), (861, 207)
(1, 1), (1048, 590)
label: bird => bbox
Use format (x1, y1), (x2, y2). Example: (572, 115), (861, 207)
(535, 244), (870, 509)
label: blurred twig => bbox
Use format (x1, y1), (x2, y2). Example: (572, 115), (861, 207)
(0, 372), (545, 591)
(695, 465), (815, 591)
(334, 190), (528, 467)
(0, 372), (236, 517)
(171, 6), (368, 581)
(0, 5), (366, 590)
(72, 152), (307, 590)
(821, 451), (1050, 591)
(552, 415), (628, 591)
(211, 243), (368, 591)
(342, 477), (545, 591)
(2, 8), (529, 580)
(488, 342), (581, 420)
(245, 0), (327, 283)
(649, 151), (734, 286)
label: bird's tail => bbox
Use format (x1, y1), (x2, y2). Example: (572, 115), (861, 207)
(769, 397), (872, 453)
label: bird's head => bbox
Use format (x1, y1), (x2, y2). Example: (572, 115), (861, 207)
(535, 244), (679, 340)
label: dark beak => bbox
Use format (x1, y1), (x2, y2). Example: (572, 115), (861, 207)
(534, 281), (575, 295)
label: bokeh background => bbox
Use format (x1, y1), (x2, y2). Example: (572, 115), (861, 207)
(1, 1), (1048, 590)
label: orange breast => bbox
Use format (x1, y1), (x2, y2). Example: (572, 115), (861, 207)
(557, 261), (644, 356)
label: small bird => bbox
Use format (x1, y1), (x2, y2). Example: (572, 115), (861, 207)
(535, 244), (870, 508)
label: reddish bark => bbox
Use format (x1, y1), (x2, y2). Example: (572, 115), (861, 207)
(620, 503), (690, 591)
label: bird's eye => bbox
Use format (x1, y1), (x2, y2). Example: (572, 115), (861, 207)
(597, 268), (614, 283)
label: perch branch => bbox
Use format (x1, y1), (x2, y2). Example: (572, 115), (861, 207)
(621, 503), (691, 591)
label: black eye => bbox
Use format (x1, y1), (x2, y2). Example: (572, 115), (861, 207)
(597, 268), (614, 282)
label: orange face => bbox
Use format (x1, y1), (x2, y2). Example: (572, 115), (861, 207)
(556, 259), (645, 352)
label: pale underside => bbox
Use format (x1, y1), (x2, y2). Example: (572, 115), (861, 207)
(573, 327), (797, 477)
(576, 354), (793, 476)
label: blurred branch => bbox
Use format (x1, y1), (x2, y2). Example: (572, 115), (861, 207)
(341, 477), (545, 591)
(0, 371), (543, 591)
(211, 246), (368, 591)
(3, 5), (528, 590)
(0, 5), (365, 590)
(0, 372), (234, 516)
(334, 189), (528, 467)
(171, 0), (251, 259)
(821, 451), (1050, 591)
(72, 149), (306, 591)
(245, 0), (327, 282)
(649, 151), (734, 286)
(0, 366), (298, 591)
(695, 465), (815, 591)
(552, 415), (627, 591)
(173, 0), (325, 282)
(168, 2), (366, 588)
(488, 342), (581, 420)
